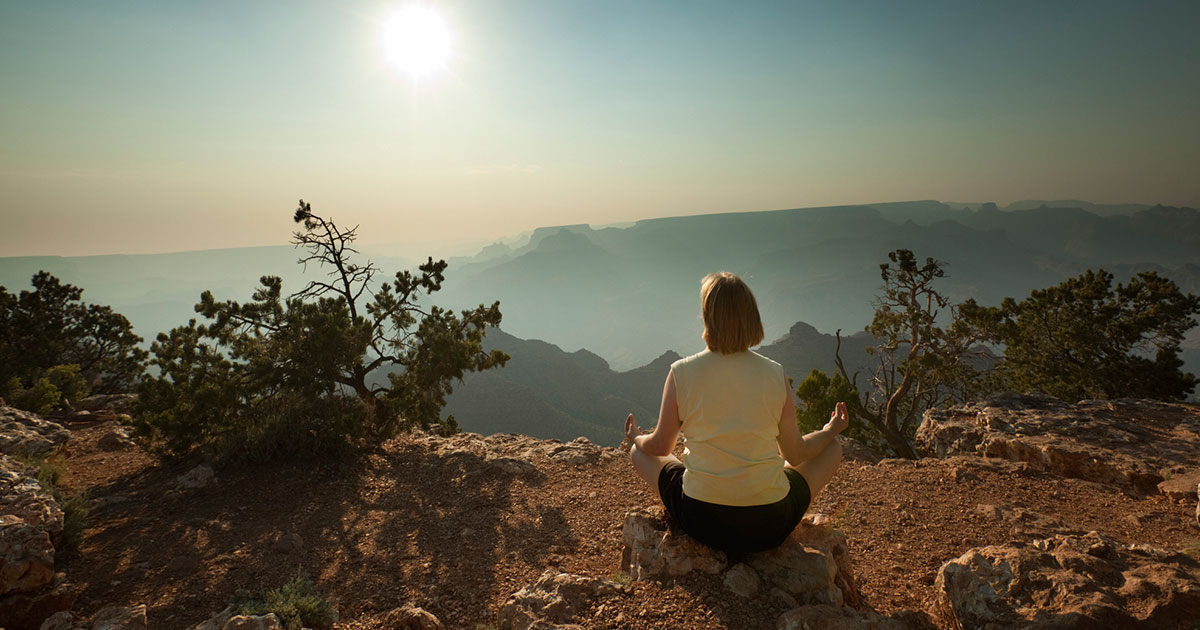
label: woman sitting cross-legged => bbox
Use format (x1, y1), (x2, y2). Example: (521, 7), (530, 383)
(623, 271), (848, 554)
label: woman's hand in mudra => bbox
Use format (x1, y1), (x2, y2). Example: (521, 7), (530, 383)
(621, 413), (644, 452)
(824, 401), (850, 434)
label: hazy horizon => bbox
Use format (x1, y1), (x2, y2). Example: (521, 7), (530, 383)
(3, 1), (1199, 257)
(0, 197), (1187, 259)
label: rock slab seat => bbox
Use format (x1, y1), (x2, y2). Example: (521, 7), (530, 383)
(620, 507), (862, 608)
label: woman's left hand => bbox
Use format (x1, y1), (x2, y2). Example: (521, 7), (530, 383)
(825, 401), (850, 434)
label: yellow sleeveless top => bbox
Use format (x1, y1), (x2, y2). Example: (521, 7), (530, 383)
(671, 348), (790, 506)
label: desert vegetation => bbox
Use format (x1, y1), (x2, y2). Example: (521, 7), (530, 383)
(132, 201), (509, 461)
(0, 272), (146, 411)
(796, 249), (1200, 458)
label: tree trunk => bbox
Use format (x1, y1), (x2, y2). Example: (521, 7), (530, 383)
(879, 423), (918, 459)
(862, 411), (919, 459)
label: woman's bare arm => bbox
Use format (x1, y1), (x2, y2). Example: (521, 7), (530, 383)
(626, 369), (682, 456)
(777, 384), (848, 464)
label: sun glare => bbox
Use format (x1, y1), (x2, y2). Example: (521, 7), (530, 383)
(381, 4), (452, 80)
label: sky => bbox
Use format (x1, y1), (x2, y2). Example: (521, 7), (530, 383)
(2, 0), (1198, 256)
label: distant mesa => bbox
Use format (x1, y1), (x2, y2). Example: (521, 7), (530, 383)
(529, 228), (602, 254)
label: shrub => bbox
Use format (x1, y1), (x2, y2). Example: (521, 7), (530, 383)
(5, 364), (92, 414)
(233, 574), (337, 630)
(134, 201), (507, 462)
(0, 272), (146, 395)
(961, 270), (1200, 401)
(5, 375), (62, 415)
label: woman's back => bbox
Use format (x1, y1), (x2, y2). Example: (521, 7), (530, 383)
(672, 348), (789, 506)
(623, 270), (846, 553)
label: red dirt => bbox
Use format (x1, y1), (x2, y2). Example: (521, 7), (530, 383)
(53, 423), (1199, 630)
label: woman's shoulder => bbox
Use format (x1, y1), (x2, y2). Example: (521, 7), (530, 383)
(670, 349), (711, 372)
(748, 350), (786, 377)
(749, 350), (783, 369)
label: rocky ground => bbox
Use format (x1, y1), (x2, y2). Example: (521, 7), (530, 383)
(2, 395), (1200, 629)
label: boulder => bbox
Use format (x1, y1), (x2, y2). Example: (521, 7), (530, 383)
(270, 532), (303, 555)
(723, 563), (760, 597)
(382, 605), (442, 629)
(0, 573), (77, 630)
(39, 611), (76, 630)
(219, 614), (282, 630)
(415, 431), (618, 472)
(933, 531), (1200, 629)
(0, 515), (56, 595)
(497, 571), (623, 630)
(915, 395), (1200, 494)
(791, 514), (862, 608)
(621, 507), (727, 578)
(621, 508), (861, 607)
(972, 504), (1084, 540)
(175, 465), (216, 490)
(74, 395), (136, 416)
(546, 437), (603, 465)
(1157, 469), (1200, 502)
(744, 533), (842, 606)
(190, 605), (235, 630)
(95, 424), (135, 452)
(0, 455), (65, 542)
(1, 455), (66, 610)
(487, 457), (538, 476)
(775, 605), (918, 630)
(91, 604), (148, 630)
(0, 407), (70, 457)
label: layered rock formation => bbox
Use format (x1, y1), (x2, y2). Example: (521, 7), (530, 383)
(41, 603), (288, 630)
(916, 393), (1200, 495)
(933, 531), (1200, 629)
(1, 453), (74, 630)
(0, 406), (70, 457)
(411, 430), (621, 475)
(919, 394), (1200, 628)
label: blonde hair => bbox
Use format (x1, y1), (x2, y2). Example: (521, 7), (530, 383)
(700, 272), (764, 354)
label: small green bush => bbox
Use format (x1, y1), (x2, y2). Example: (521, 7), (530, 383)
(233, 574), (337, 630)
(5, 375), (62, 415)
(33, 453), (66, 488)
(58, 492), (89, 551)
(3, 364), (89, 415)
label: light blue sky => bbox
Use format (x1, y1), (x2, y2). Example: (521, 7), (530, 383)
(2, 0), (1198, 255)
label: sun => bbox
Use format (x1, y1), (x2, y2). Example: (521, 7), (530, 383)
(381, 4), (452, 80)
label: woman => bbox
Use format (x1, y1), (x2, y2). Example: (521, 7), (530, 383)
(623, 271), (848, 553)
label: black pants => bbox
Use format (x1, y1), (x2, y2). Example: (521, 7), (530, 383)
(657, 461), (811, 553)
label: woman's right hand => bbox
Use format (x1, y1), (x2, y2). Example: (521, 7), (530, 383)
(825, 401), (850, 434)
(624, 413), (643, 443)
